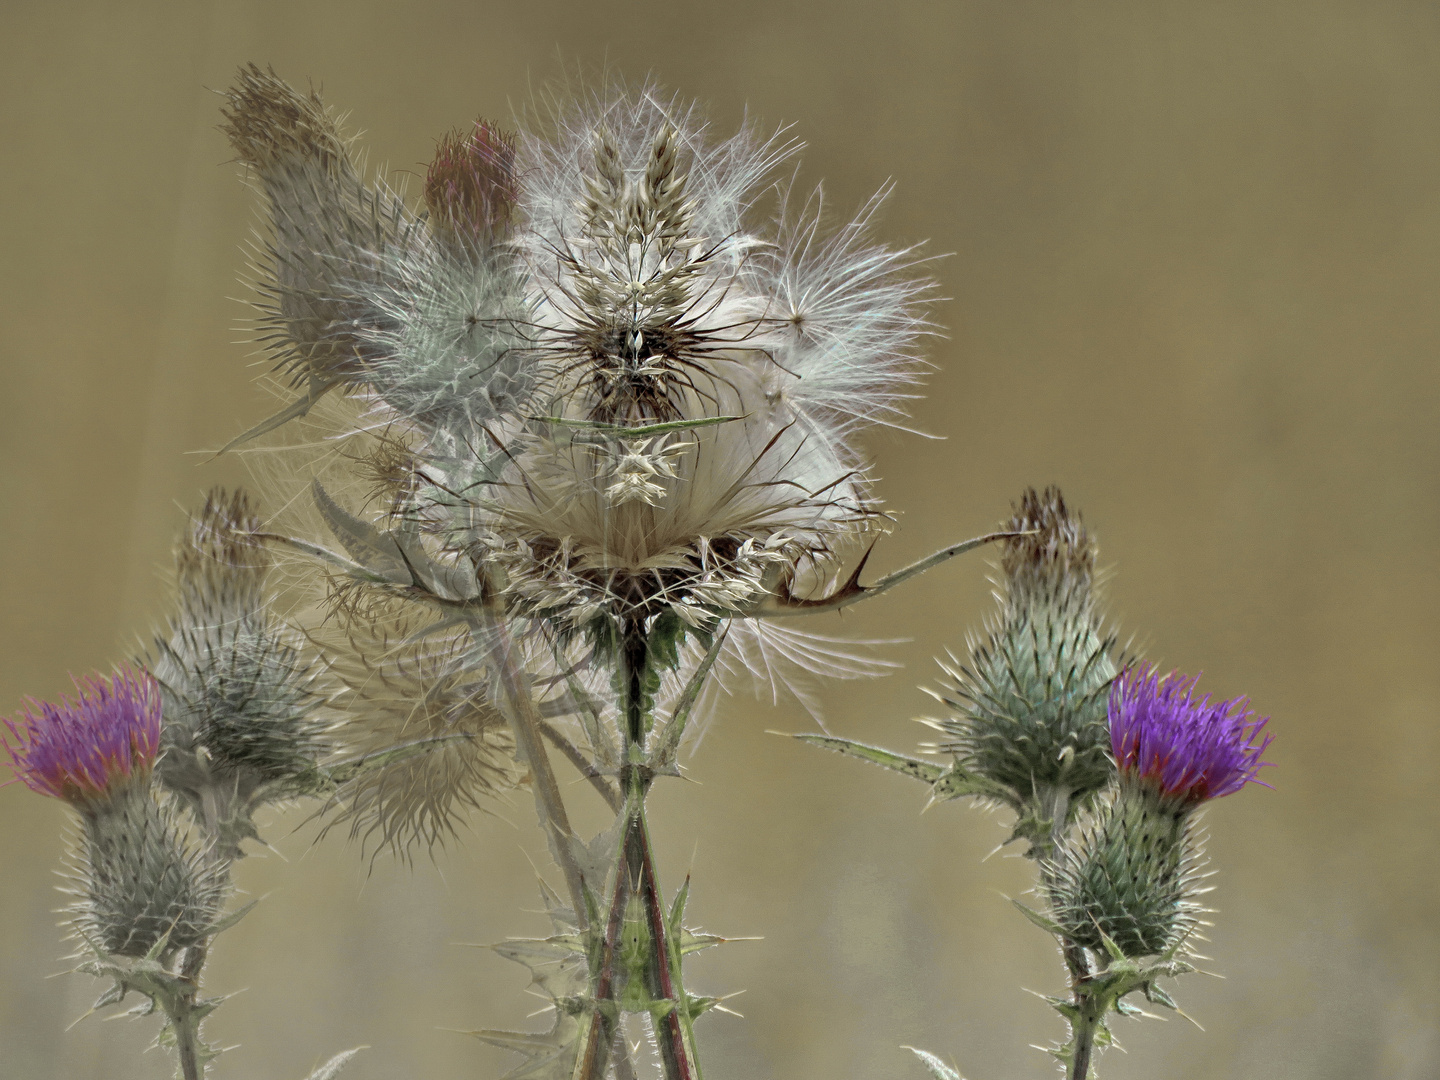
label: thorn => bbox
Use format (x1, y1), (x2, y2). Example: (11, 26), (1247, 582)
(981, 840), (1009, 862)
(1174, 1007), (1205, 1030)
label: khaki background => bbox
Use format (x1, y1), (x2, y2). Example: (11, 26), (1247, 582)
(2, 2), (1437, 1078)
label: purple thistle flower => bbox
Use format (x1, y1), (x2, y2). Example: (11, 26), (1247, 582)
(3, 669), (162, 805)
(1109, 664), (1273, 807)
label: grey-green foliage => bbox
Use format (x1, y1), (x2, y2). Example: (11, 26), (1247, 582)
(74, 784), (227, 960)
(935, 487), (1116, 839)
(149, 489), (327, 858)
(1047, 778), (1206, 959)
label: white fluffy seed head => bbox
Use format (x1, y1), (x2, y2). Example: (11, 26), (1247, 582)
(371, 83), (930, 628)
(229, 67), (933, 642)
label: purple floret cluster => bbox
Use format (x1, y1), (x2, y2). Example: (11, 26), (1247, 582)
(1109, 664), (1272, 806)
(3, 668), (162, 804)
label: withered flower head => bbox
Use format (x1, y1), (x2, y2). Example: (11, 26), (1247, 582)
(319, 597), (517, 862)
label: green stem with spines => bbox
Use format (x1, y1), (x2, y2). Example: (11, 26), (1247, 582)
(597, 618), (699, 1080)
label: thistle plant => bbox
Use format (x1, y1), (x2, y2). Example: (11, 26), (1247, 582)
(2, 64), (1274, 1080)
(4, 670), (231, 1078)
(802, 488), (1274, 1080)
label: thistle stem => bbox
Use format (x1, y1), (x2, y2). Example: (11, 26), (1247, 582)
(487, 618), (590, 928)
(1069, 1008), (1098, 1080)
(537, 717), (622, 812)
(633, 798), (701, 1080)
(573, 825), (636, 1080)
(587, 624), (698, 1080)
(1034, 809), (1089, 988)
(174, 1011), (204, 1080)
(171, 939), (211, 1080)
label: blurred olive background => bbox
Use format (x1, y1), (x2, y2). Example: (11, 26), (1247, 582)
(2, 2), (1437, 1078)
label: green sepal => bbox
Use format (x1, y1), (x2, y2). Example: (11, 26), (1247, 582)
(310, 479), (481, 599)
(91, 980), (128, 1011)
(680, 993), (729, 1020)
(1096, 925), (1128, 965)
(212, 375), (341, 457)
(668, 874), (692, 937)
(647, 609), (689, 676)
(927, 763), (1013, 804)
(124, 995), (159, 1018)
(649, 627), (729, 773)
(788, 733), (1014, 806)
(1045, 996), (1081, 1024)
(465, 1017), (583, 1080)
(312, 478), (411, 583)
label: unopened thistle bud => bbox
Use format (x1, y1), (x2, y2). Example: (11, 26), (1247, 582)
(4, 671), (225, 958)
(424, 120), (518, 244)
(220, 63), (419, 410)
(933, 488), (1117, 844)
(150, 489), (326, 857)
(1048, 665), (1272, 958)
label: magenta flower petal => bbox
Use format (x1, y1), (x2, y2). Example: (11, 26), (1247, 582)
(1109, 664), (1272, 806)
(3, 669), (162, 804)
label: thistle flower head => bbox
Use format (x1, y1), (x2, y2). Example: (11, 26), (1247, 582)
(3, 671), (227, 957)
(3, 669), (161, 807)
(224, 70), (933, 729)
(221, 63), (422, 399)
(221, 63), (348, 174)
(999, 486), (1097, 599)
(428, 88), (923, 630)
(1110, 664), (1273, 808)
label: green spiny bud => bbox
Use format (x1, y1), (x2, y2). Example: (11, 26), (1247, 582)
(73, 785), (227, 960)
(149, 489), (328, 858)
(932, 487), (1117, 844)
(1046, 777), (1206, 959)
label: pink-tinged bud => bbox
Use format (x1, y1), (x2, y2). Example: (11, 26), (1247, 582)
(424, 119), (518, 242)
(4, 669), (162, 806)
